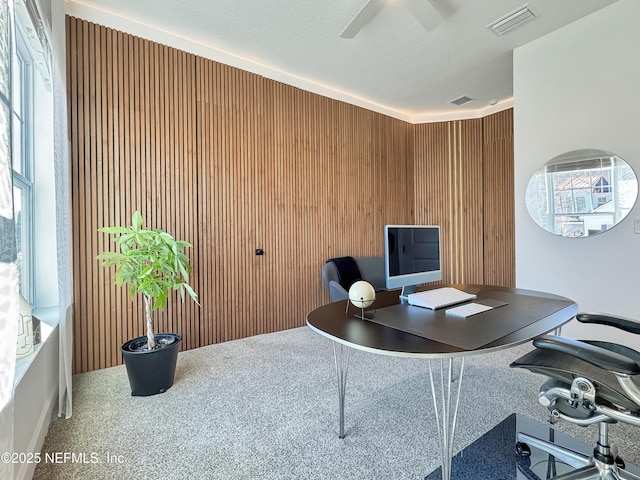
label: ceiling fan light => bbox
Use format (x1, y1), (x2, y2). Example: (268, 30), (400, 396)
(487, 3), (538, 36)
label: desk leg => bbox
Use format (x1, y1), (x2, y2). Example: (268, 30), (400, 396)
(428, 357), (465, 480)
(333, 342), (351, 439)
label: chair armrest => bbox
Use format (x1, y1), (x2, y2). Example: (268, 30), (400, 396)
(328, 280), (348, 302)
(533, 335), (640, 376)
(577, 312), (640, 335)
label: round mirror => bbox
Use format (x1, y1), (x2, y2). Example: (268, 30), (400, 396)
(525, 149), (638, 237)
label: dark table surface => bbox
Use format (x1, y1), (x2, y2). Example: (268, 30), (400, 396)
(307, 284), (578, 358)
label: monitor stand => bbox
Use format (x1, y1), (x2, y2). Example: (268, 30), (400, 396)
(399, 285), (418, 304)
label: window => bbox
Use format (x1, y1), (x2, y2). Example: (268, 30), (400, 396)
(9, 0), (58, 377)
(11, 25), (34, 304)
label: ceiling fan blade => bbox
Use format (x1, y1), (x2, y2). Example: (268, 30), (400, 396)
(340, 0), (386, 39)
(403, 0), (444, 32)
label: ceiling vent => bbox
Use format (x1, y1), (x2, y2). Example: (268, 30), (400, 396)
(448, 95), (475, 107)
(487, 3), (538, 36)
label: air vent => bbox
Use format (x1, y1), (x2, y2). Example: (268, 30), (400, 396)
(487, 3), (538, 36)
(448, 95), (475, 107)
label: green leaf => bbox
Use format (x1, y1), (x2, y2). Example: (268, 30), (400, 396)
(184, 283), (199, 304)
(132, 211), (143, 231)
(140, 266), (153, 278)
(95, 251), (122, 261)
(177, 261), (189, 281)
(159, 231), (174, 242)
(114, 233), (135, 245)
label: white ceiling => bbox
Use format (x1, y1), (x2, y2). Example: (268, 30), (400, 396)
(65, 0), (618, 123)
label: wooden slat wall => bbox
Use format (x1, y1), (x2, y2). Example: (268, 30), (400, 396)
(412, 120), (485, 285)
(412, 111), (515, 287)
(67, 17), (514, 373)
(66, 17), (414, 373)
(482, 109), (515, 287)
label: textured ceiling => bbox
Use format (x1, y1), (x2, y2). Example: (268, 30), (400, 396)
(66, 0), (618, 122)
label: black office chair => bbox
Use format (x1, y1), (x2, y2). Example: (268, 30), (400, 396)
(510, 312), (640, 480)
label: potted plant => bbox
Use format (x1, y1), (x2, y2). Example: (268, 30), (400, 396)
(97, 210), (198, 396)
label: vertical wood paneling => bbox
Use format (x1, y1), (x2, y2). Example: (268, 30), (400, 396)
(413, 120), (483, 284)
(412, 111), (514, 287)
(66, 17), (513, 373)
(482, 109), (515, 287)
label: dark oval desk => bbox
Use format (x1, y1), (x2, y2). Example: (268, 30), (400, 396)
(306, 284), (578, 480)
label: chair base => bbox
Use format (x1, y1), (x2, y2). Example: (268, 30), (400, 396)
(548, 465), (640, 480)
(516, 430), (640, 480)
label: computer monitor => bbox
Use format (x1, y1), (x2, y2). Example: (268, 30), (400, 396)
(384, 225), (442, 297)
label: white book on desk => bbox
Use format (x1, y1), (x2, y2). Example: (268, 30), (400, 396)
(407, 287), (477, 310)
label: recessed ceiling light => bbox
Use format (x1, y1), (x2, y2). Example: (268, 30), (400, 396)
(487, 3), (538, 36)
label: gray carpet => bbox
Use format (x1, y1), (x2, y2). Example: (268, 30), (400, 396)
(34, 327), (640, 480)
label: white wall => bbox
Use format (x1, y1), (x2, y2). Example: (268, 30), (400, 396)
(514, 0), (640, 347)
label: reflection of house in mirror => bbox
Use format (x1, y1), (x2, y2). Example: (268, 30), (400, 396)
(525, 149), (638, 238)
(550, 159), (637, 236)
(552, 170), (612, 214)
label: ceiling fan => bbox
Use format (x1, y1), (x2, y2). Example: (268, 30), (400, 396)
(340, 0), (444, 39)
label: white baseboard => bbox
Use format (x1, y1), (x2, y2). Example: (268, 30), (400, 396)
(14, 385), (58, 480)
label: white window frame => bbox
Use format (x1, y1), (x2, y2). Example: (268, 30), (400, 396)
(11, 23), (35, 306)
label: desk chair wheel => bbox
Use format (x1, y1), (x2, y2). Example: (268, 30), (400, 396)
(516, 441), (532, 457)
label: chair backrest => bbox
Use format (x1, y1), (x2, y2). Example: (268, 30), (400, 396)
(321, 261), (339, 292)
(324, 256), (362, 290)
(321, 256), (386, 295)
(354, 256), (386, 291)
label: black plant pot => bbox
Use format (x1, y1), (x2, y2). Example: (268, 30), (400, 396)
(121, 333), (181, 396)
